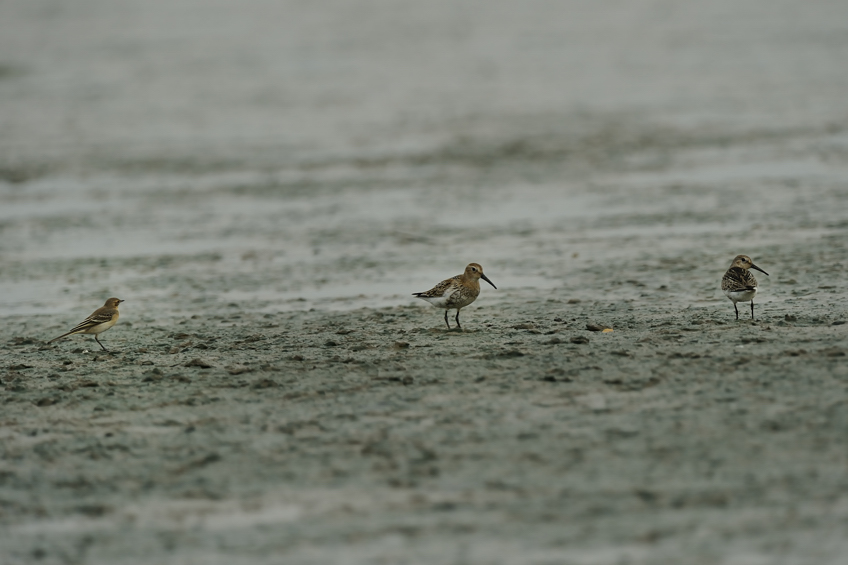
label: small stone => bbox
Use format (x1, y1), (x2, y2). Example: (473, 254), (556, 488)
(570, 336), (590, 344)
(252, 378), (278, 389)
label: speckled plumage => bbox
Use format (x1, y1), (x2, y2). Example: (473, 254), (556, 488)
(721, 255), (768, 320)
(413, 263), (496, 329)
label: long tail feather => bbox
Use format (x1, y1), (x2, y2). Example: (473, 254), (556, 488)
(48, 331), (75, 343)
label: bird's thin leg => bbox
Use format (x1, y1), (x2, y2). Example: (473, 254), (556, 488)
(734, 302), (739, 320)
(94, 335), (107, 352)
(750, 300), (755, 320)
(455, 310), (462, 330)
(444, 310), (450, 330)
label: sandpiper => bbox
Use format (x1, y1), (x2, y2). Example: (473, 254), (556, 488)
(49, 297), (124, 351)
(413, 263), (496, 330)
(721, 255), (768, 320)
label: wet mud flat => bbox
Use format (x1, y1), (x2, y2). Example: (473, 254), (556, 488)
(2, 92), (848, 565)
(1, 233), (847, 564)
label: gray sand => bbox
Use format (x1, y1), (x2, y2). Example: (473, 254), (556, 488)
(1, 1), (847, 564)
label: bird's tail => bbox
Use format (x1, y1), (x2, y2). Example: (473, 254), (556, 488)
(48, 331), (75, 344)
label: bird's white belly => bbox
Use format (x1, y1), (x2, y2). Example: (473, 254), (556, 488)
(724, 288), (756, 303)
(416, 294), (452, 309)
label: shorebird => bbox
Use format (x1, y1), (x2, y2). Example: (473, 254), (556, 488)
(49, 297), (124, 351)
(413, 263), (496, 330)
(721, 255), (768, 320)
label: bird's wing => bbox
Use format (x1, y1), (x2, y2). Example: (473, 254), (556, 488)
(67, 307), (117, 333)
(414, 275), (461, 298)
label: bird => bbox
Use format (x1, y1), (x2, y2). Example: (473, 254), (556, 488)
(48, 297), (124, 351)
(413, 263), (496, 330)
(721, 255), (768, 320)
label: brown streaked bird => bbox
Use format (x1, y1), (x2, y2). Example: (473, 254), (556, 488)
(721, 255), (768, 320)
(413, 263), (496, 330)
(48, 298), (124, 351)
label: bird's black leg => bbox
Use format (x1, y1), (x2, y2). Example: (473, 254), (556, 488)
(734, 302), (739, 320)
(444, 310), (450, 330)
(94, 335), (107, 352)
(455, 310), (462, 330)
(750, 300), (755, 320)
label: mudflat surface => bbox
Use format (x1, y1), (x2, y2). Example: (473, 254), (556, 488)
(1, 1), (848, 564)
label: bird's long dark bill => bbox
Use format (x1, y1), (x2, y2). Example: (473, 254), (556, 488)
(750, 264), (769, 276)
(481, 274), (497, 289)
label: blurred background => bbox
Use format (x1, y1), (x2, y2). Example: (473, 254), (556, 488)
(1, 0), (847, 318)
(2, 3), (848, 564)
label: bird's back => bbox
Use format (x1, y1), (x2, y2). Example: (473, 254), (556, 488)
(722, 266), (757, 292)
